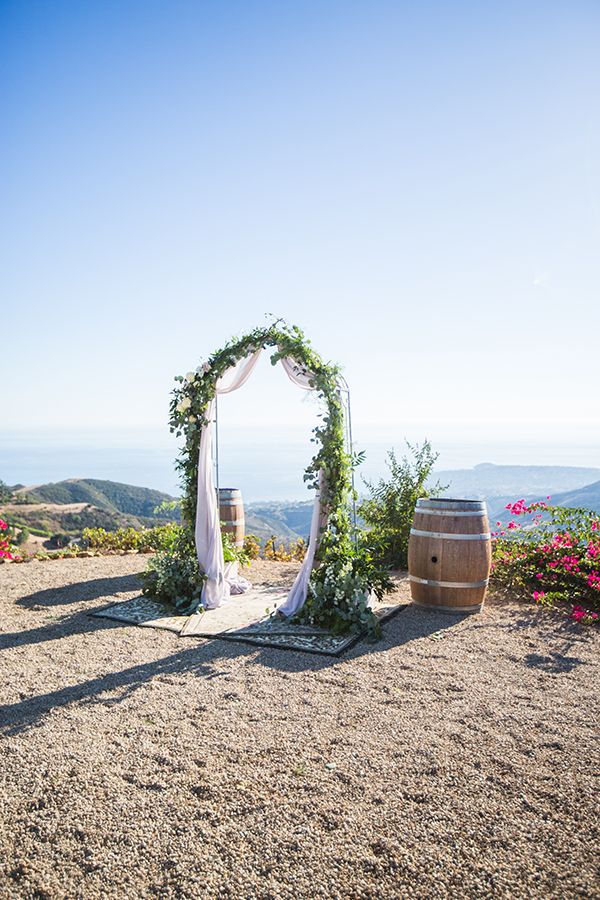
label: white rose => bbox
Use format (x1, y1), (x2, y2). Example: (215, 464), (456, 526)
(176, 397), (192, 413)
(188, 415), (197, 423)
(185, 371), (196, 383)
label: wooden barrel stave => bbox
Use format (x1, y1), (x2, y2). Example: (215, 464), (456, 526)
(408, 498), (491, 612)
(218, 488), (245, 548)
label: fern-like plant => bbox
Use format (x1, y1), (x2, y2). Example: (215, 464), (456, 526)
(359, 441), (447, 569)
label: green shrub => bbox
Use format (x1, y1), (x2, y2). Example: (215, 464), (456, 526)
(82, 523), (184, 552)
(221, 529), (250, 565)
(298, 544), (392, 638)
(140, 527), (251, 613)
(140, 551), (205, 613)
(359, 441), (446, 569)
(15, 527), (30, 546)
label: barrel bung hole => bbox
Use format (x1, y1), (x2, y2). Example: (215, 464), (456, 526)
(431, 556), (438, 563)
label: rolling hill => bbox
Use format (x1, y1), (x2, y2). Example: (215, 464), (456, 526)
(2, 478), (310, 546)
(17, 478), (179, 520)
(3, 466), (599, 550)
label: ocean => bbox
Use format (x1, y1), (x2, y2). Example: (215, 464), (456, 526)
(1, 426), (598, 502)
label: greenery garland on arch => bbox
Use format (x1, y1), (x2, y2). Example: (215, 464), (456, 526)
(160, 321), (389, 636)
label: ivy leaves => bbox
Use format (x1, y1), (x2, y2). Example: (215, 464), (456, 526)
(164, 319), (384, 634)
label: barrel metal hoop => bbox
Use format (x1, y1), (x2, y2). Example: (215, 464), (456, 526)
(410, 528), (491, 541)
(218, 500), (242, 506)
(409, 575), (489, 589)
(414, 509), (487, 518)
(411, 600), (483, 613)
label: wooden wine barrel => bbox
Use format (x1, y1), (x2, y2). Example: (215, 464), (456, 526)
(218, 488), (245, 548)
(408, 498), (491, 613)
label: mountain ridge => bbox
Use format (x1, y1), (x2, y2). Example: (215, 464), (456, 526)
(3, 466), (599, 548)
(15, 478), (178, 520)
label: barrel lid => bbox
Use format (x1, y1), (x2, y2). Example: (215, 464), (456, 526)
(416, 497), (487, 512)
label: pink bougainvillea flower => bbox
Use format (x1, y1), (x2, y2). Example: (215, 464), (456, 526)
(571, 604), (598, 624)
(505, 499), (529, 516)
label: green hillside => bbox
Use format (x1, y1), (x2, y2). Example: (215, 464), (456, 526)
(2, 503), (133, 539)
(7, 470), (598, 551)
(21, 478), (179, 520)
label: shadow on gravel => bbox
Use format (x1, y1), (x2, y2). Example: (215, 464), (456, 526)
(2, 577), (142, 654)
(0, 609), (126, 653)
(18, 573), (141, 609)
(0, 605), (463, 735)
(465, 607), (593, 674)
(524, 651), (586, 674)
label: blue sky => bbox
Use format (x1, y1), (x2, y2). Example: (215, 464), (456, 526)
(2, 1), (599, 459)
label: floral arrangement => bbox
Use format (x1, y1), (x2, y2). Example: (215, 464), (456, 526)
(154, 320), (389, 636)
(491, 499), (600, 625)
(0, 519), (15, 561)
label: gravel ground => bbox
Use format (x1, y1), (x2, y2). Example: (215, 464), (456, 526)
(0, 555), (598, 899)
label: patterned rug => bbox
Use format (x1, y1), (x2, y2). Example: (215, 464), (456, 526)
(92, 596), (187, 633)
(92, 592), (408, 655)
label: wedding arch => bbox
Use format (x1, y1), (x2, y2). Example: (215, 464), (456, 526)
(169, 321), (383, 635)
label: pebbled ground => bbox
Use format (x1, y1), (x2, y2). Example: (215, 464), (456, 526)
(0, 555), (598, 899)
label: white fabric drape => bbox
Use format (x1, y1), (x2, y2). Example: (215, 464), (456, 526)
(195, 349), (330, 615)
(276, 470), (327, 617)
(195, 351), (262, 608)
(276, 356), (329, 616)
(280, 356), (315, 390)
(217, 350), (263, 395)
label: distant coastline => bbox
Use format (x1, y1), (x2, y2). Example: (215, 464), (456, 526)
(2, 426), (599, 504)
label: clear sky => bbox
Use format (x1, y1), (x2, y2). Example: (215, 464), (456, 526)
(2, 1), (599, 457)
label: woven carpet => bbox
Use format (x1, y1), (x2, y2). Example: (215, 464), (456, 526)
(92, 595), (187, 633)
(92, 590), (408, 656)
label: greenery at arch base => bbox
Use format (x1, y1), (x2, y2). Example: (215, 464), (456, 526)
(145, 321), (391, 637)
